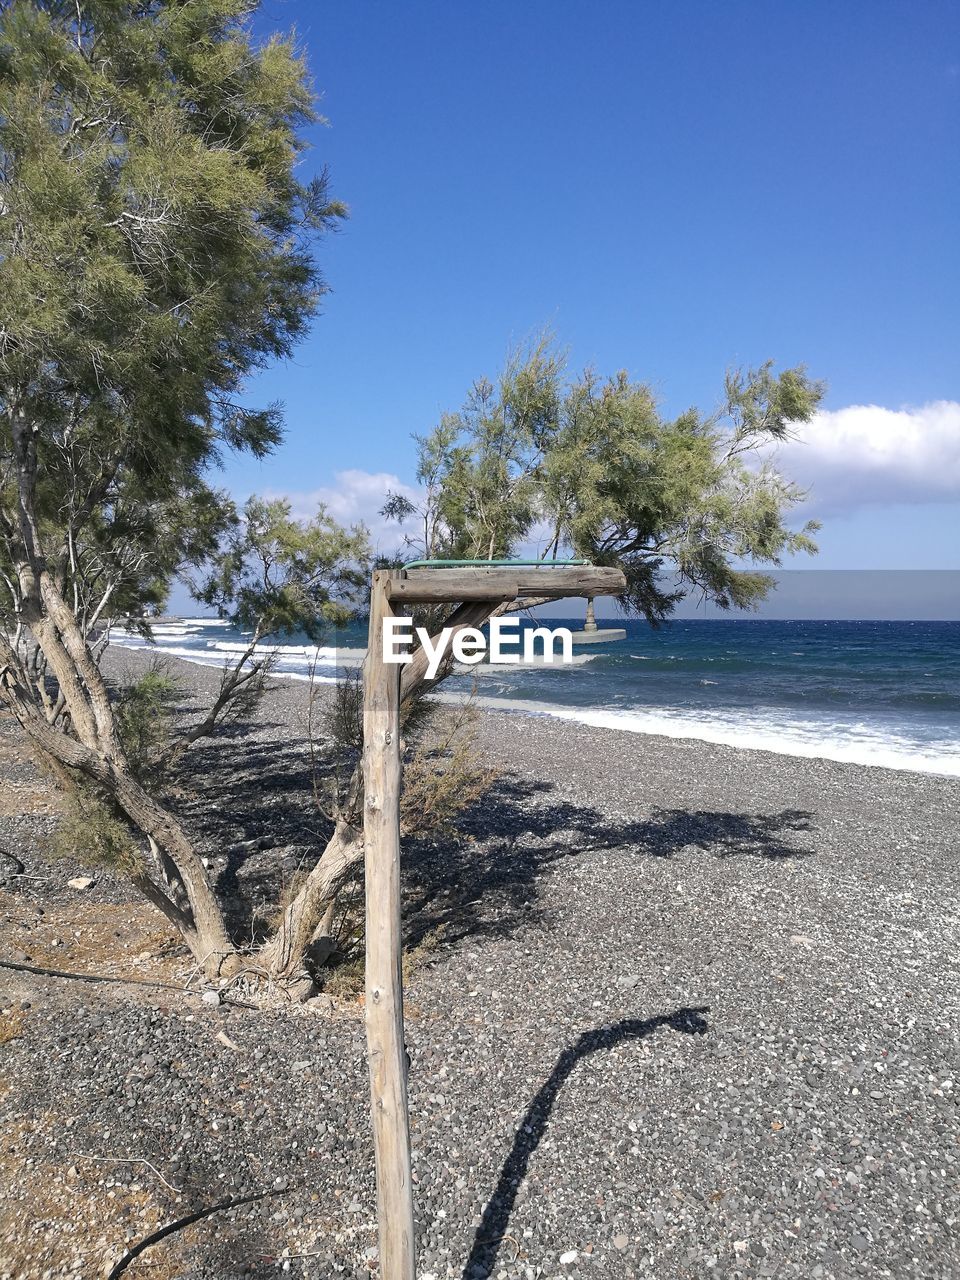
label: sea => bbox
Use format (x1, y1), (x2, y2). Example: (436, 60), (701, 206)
(112, 617), (960, 779)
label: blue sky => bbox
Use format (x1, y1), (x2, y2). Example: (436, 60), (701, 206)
(226, 0), (960, 574)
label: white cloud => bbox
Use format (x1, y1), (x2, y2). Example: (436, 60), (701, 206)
(768, 400), (960, 515)
(264, 469), (421, 552)
(261, 402), (960, 550)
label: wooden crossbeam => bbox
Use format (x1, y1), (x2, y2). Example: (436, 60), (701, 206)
(386, 564), (625, 603)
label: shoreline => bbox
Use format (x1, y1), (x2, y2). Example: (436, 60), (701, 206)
(103, 645), (960, 869)
(111, 636), (960, 780)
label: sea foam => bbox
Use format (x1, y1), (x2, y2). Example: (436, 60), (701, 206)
(114, 622), (960, 778)
(441, 695), (960, 778)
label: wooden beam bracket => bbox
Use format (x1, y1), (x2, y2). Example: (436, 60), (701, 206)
(386, 564), (625, 605)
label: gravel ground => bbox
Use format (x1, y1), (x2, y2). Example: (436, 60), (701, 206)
(1, 649), (958, 1280)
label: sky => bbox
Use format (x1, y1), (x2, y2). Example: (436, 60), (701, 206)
(218, 1), (958, 592)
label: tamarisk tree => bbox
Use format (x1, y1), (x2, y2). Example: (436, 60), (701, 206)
(0, 4), (825, 991)
(0, 0), (347, 975)
(263, 339), (824, 984)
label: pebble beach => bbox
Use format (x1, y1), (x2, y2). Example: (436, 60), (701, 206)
(1, 649), (958, 1279)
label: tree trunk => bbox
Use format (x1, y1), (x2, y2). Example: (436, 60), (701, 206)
(1, 630), (234, 979)
(3, 416), (235, 979)
(258, 820), (363, 980)
(109, 769), (236, 973)
(38, 570), (122, 755)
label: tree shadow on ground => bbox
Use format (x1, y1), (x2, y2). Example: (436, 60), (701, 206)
(461, 1006), (711, 1279)
(170, 733), (814, 953)
(402, 773), (814, 952)
(173, 735), (323, 933)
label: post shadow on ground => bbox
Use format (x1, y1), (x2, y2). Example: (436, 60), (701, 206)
(461, 1006), (711, 1280)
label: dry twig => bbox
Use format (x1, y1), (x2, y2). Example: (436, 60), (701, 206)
(71, 1152), (181, 1195)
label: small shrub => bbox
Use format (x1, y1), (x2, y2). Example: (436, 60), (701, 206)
(115, 661), (181, 781)
(322, 955), (365, 1000)
(324, 672), (363, 752)
(50, 795), (144, 877)
(400, 702), (497, 838)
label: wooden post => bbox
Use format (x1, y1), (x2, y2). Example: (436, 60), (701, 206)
(360, 561), (626, 1276)
(363, 570), (415, 1279)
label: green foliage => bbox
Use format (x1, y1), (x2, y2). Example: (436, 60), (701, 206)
(114, 661), (180, 781)
(51, 793), (144, 878)
(324, 672), (364, 753)
(0, 0), (345, 632)
(214, 649), (276, 725)
(198, 497), (370, 642)
(319, 675), (494, 838)
(541, 358), (823, 615)
(386, 337), (824, 621)
(399, 703), (497, 840)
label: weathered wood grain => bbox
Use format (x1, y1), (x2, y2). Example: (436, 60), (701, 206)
(387, 565), (625, 602)
(363, 570), (415, 1279)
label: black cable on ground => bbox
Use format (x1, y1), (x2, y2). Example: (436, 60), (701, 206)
(106, 1187), (289, 1278)
(0, 956), (186, 991)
